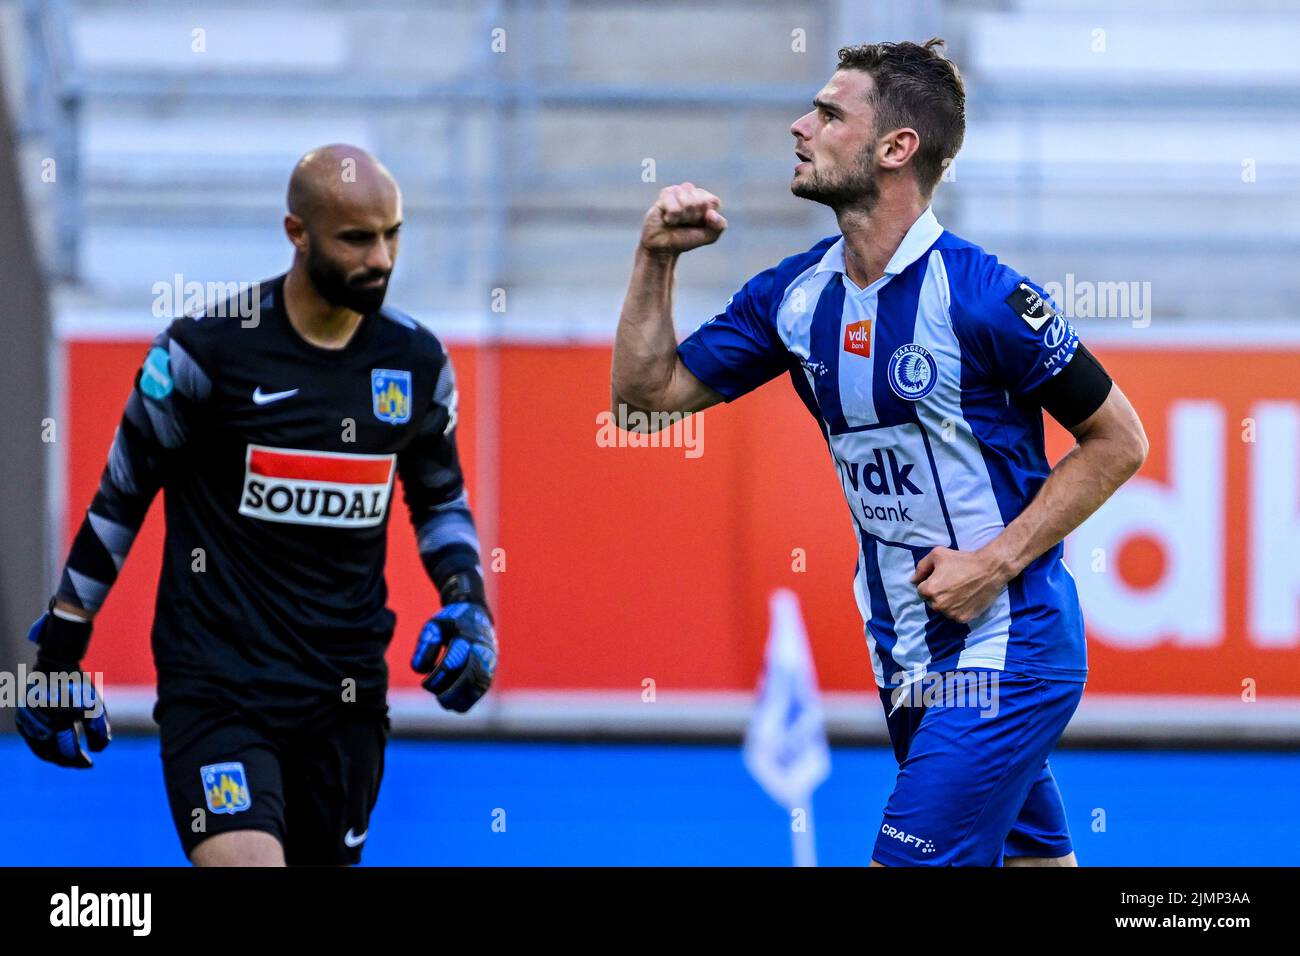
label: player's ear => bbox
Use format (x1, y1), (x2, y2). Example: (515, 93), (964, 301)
(877, 127), (920, 172)
(284, 213), (308, 252)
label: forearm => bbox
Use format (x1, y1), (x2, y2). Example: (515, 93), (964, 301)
(415, 503), (485, 604)
(983, 434), (1141, 579)
(401, 432), (488, 610)
(612, 248), (681, 411)
(53, 506), (143, 618)
(54, 422), (164, 615)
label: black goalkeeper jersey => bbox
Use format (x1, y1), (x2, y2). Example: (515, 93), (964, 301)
(56, 274), (483, 729)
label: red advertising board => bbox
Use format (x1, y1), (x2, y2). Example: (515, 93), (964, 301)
(65, 340), (1300, 699)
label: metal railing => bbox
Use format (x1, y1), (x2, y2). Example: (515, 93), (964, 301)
(20, 0), (1300, 313)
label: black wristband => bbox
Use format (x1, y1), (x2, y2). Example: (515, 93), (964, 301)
(35, 599), (94, 671)
(438, 569), (490, 618)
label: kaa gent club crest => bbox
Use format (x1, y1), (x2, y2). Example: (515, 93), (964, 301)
(371, 368), (412, 425)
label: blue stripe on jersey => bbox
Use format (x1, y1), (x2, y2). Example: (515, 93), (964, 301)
(787, 367), (829, 442)
(809, 278), (848, 432)
(859, 527), (902, 679)
(959, 380), (1039, 664)
(871, 260), (924, 427)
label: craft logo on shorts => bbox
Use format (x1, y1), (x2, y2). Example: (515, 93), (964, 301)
(878, 827), (941, 858)
(239, 445), (396, 528)
(201, 761), (251, 815)
(880, 824), (936, 854)
(843, 318), (873, 357)
(887, 344), (937, 401)
(371, 368), (412, 424)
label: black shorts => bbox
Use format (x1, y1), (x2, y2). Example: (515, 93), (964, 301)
(157, 697), (389, 865)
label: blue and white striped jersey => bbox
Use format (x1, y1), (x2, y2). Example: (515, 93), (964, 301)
(677, 207), (1087, 688)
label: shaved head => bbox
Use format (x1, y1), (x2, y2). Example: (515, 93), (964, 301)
(284, 144), (403, 315)
(287, 144), (398, 224)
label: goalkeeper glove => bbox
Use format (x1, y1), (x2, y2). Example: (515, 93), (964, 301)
(15, 605), (111, 768)
(411, 572), (497, 713)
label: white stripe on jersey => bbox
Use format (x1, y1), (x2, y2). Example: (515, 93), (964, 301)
(876, 537), (934, 681)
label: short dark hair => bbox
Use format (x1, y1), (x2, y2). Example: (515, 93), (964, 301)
(835, 37), (965, 194)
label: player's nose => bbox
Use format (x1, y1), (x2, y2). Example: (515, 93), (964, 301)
(365, 243), (393, 274)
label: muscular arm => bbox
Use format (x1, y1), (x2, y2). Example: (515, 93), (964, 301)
(914, 383), (1148, 623)
(984, 384), (1147, 578)
(610, 249), (722, 418)
(610, 184), (729, 424)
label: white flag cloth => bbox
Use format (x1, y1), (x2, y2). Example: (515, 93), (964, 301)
(743, 588), (831, 810)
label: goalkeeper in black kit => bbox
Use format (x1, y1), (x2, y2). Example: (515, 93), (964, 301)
(15, 145), (497, 866)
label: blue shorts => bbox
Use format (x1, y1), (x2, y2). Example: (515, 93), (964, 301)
(871, 669), (1084, 867)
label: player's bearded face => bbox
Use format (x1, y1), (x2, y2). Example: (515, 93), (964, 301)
(304, 235), (391, 315)
(791, 139), (881, 212)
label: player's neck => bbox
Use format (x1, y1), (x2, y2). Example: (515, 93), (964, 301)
(282, 269), (366, 351)
(835, 191), (930, 289)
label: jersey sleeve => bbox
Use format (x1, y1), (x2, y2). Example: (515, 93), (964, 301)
(675, 266), (788, 402)
(54, 321), (212, 612)
(397, 348), (483, 590)
(948, 257), (1083, 400)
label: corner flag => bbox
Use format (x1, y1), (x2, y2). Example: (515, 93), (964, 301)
(743, 589), (830, 864)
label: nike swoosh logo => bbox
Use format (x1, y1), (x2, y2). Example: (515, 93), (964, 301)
(252, 387), (299, 405)
(344, 828), (368, 848)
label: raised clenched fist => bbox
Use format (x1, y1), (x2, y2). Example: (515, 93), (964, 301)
(639, 183), (728, 256)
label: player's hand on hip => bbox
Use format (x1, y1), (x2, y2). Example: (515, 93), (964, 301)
(410, 603), (497, 713)
(911, 546), (1014, 625)
(640, 183), (728, 256)
(15, 612), (111, 769)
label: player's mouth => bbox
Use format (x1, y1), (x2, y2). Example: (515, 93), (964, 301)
(355, 274), (388, 289)
(794, 151), (812, 170)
